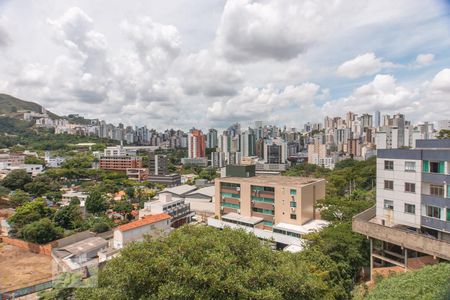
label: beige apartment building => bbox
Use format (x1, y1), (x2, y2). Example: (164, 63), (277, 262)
(209, 174), (328, 248)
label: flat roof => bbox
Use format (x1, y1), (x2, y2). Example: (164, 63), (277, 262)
(57, 237), (108, 257)
(274, 219), (330, 234)
(117, 213), (171, 232)
(221, 212), (263, 225)
(217, 175), (324, 187)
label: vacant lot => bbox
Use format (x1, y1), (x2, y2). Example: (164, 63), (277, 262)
(0, 243), (53, 292)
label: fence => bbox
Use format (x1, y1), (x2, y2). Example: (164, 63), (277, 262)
(0, 280), (53, 300)
(0, 236), (55, 256)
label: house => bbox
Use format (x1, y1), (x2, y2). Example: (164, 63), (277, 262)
(139, 193), (195, 228)
(53, 237), (109, 272)
(113, 213), (172, 249)
(184, 185), (215, 217)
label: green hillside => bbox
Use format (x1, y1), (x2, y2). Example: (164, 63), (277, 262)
(0, 93), (59, 119)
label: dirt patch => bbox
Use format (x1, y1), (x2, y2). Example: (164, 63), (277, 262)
(0, 243), (53, 292)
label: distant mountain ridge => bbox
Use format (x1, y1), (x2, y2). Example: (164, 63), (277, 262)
(0, 93), (59, 119)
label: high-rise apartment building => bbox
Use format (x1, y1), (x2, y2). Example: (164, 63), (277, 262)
(206, 129), (218, 149)
(188, 129), (206, 158)
(353, 139), (450, 279)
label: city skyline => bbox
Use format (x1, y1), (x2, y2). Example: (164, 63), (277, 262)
(0, 0), (450, 130)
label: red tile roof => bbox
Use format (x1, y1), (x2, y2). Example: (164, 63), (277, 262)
(117, 213), (171, 232)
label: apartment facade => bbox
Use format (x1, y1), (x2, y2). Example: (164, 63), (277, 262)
(188, 129), (206, 159)
(209, 174), (327, 247)
(353, 139), (450, 278)
(99, 156), (143, 171)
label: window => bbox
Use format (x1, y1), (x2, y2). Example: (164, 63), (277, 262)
(405, 161), (416, 172)
(384, 200), (394, 210)
(384, 160), (394, 170)
(447, 208), (450, 222)
(384, 180), (394, 190)
(430, 185), (445, 197)
(263, 220), (273, 227)
(404, 203), (415, 214)
(430, 161), (439, 173)
(252, 207), (274, 215)
(426, 205), (441, 219)
(290, 189), (297, 196)
(290, 201), (296, 208)
(290, 214), (297, 220)
(405, 182), (416, 193)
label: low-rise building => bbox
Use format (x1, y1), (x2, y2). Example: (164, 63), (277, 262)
(113, 213), (172, 249)
(126, 168), (149, 182)
(53, 237), (109, 273)
(139, 193), (194, 228)
(208, 174), (327, 248)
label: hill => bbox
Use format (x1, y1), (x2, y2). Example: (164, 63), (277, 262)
(0, 94), (59, 119)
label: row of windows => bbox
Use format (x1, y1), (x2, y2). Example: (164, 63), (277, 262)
(222, 202), (240, 209)
(383, 201), (450, 221)
(251, 196), (274, 203)
(221, 192), (240, 199)
(384, 160), (447, 174)
(251, 185), (275, 192)
(222, 218), (253, 227)
(384, 180), (416, 193)
(273, 228), (301, 238)
(252, 207), (274, 215)
(385, 160), (416, 171)
(384, 180), (448, 198)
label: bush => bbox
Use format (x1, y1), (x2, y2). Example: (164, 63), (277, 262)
(92, 222), (111, 233)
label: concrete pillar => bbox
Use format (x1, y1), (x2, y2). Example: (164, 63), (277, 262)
(370, 238), (373, 281)
(404, 248), (408, 272)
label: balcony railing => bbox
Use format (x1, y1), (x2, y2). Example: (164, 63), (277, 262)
(352, 207), (450, 261)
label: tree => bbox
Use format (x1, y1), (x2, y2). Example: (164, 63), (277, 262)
(54, 205), (82, 230)
(0, 185), (10, 197)
(21, 218), (63, 244)
(86, 191), (108, 215)
(24, 156), (45, 165)
(75, 226), (344, 300)
(113, 200), (132, 217)
(1, 169), (32, 190)
(92, 222), (110, 233)
(24, 175), (60, 197)
(436, 129), (450, 139)
(8, 198), (54, 232)
(9, 189), (32, 208)
(365, 263), (450, 300)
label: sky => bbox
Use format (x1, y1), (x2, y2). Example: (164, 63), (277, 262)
(0, 0), (450, 130)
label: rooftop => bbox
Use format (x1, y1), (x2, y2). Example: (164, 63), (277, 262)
(217, 175), (324, 187)
(56, 237), (108, 258)
(117, 213), (171, 232)
(186, 185), (215, 197)
(222, 212), (263, 225)
(273, 220), (330, 234)
(162, 184), (198, 196)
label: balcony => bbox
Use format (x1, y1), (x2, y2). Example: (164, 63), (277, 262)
(422, 172), (450, 185)
(421, 216), (450, 233)
(352, 207), (450, 261)
(221, 188), (240, 194)
(421, 194), (449, 207)
(222, 197), (240, 205)
(251, 191), (275, 198)
(251, 211), (274, 222)
(252, 201), (274, 210)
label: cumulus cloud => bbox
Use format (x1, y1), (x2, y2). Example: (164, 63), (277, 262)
(179, 50), (243, 97)
(337, 53), (396, 79)
(430, 68), (450, 93)
(415, 53), (434, 66)
(207, 83), (321, 122)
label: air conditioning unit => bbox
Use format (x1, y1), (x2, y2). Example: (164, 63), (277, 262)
(236, 187), (241, 191)
(291, 207), (296, 212)
(237, 209), (240, 213)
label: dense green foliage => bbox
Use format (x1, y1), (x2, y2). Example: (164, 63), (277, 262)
(365, 263), (450, 300)
(75, 226), (347, 300)
(9, 189), (32, 207)
(9, 198), (54, 231)
(86, 190), (108, 215)
(437, 130), (450, 139)
(53, 205), (83, 230)
(21, 217), (64, 244)
(1, 169), (32, 190)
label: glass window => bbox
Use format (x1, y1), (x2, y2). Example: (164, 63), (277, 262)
(405, 161), (416, 172)
(384, 180), (394, 190)
(290, 189), (297, 195)
(430, 162), (440, 173)
(423, 160), (429, 172)
(290, 201), (296, 208)
(447, 209), (450, 222)
(384, 160), (394, 170)
(290, 214), (297, 220)
(263, 220), (273, 227)
(384, 200), (394, 210)
(404, 203), (415, 214)
(430, 185), (445, 197)
(405, 182), (416, 193)
(426, 205), (441, 219)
